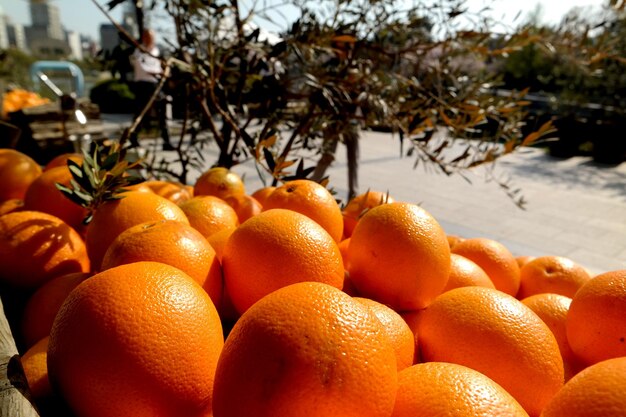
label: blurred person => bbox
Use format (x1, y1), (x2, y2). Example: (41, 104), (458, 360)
(129, 28), (174, 150)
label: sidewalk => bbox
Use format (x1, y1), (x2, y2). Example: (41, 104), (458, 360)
(139, 123), (626, 276)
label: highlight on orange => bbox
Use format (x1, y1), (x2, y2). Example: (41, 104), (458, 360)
(342, 190), (394, 238)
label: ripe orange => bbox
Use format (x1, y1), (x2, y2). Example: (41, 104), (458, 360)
(143, 180), (193, 205)
(566, 269), (626, 366)
(355, 297), (416, 370)
(222, 209), (344, 315)
(392, 362), (529, 417)
(194, 167), (245, 199)
(338, 237), (351, 271)
(178, 195), (239, 239)
(342, 190), (394, 238)
(446, 234), (464, 250)
(400, 310), (422, 364)
(21, 336), (52, 401)
(347, 202), (450, 311)
(206, 226), (236, 262)
(0, 149), (42, 201)
(212, 282), (398, 417)
(541, 357), (626, 417)
(20, 272), (91, 348)
(100, 220), (223, 309)
(517, 256), (591, 299)
(222, 193), (262, 223)
(418, 286), (564, 416)
(0, 198), (24, 216)
(0, 211), (90, 289)
(85, 191), (189, 271)
(516, 256), (535, 269)
(23, 165), (88, 233)
(263, 179), (343, 242)
(48, 262), (224, 417)
(43, 153), (84, 171)
(250, 186), (275, 207)
(443, 253), (495, 292)
(451, 237), (521, 296)
(520, 293), (581, 381)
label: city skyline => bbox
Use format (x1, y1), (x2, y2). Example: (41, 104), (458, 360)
(0, 0), (604, 46)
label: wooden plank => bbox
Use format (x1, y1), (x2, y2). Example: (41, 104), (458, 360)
(0, 297), (40, 417)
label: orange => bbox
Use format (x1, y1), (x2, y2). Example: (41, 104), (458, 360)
(342, 190), (394, 238)
(23, 165), (89, 233)
(521, 293), (582, 381)
(85, 190), (189, 271)
(48, 262), (224, 417)
(44, 153), (84, 171)
(517, 256), (591, 299)
(222, 193), (262, 223)
(20, 272), (92, 348)
(443, 253), (495, 292)
(392, 362), (529, 417)
(400, 310), (422, 363)
(206, 226), (236, 262)
(338, 237), (351, 271)
(418, 286), (564, 416)
(263, 179), (343, 242)
(451, 237), (521, 296)
(516, 255), (535, 269)
(250, 185), (275, 207)
(347, 202), (450, 311)
(0, 198), (24, 216)
(354, 297), (416, 370)
(100, 220), (223, 309)
(222, 209), (344, 314)
(143, 179), (193, 204)
(566, 269), (626, 366)
(0, 149), (42, 201)
(194, 167), (245, 199)
(0, 211), (90, 289)
(21, 336), (53, 401)
(212, 282), (398, 417)
(178, 195), (239, 239)
(446, 234), (464, 250)
(541, 357), (626, 417)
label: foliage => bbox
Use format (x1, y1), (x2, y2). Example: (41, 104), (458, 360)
(0, 48), (38, 90)
(89, 78), (136, 114)
(56, 142), (144, 224)
(97, 0), (623, 206)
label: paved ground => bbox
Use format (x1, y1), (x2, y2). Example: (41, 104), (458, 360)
(105, 114), (626, 275)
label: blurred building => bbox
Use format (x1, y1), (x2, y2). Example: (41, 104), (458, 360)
(7, 20), (28, 51)
(99, 23), (119, 57)
(25, 0), (70, 57)
(0, 6), (8, 49)
(66, 30), (82, 60)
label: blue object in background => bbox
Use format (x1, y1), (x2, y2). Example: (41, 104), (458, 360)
(29, 61), (85, 98)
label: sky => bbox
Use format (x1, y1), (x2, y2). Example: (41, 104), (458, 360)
(0, 0), (604, 42)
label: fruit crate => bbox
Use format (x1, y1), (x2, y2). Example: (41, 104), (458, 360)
(5, 99), (116, 166)
(0, 296), (41, 417)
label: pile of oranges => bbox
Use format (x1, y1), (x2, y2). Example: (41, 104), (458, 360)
(2, 88), (50, 118)
(0, 147), (625, 417)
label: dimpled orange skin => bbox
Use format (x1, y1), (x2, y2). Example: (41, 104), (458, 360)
(392, 362), (529, 417)
(347, 202), (451, 311)
(566, 270), (626, 366)
(47, 262), (224, 417)
(193, 167), (245, 199)
(0, 149), (42, 201)
(222, 209), (344, 315)
(212, 282), (398, 417)
(521, 293), (581, 381)
(517, 256), (591, 299)
(100, 220), (223, 310)
(540, 357), (626, 417)
(443, 253), (495, 292)
(354, 297), (416, 371)
(262, 179), (344, 242)
(342, 190), (395, 238)
(85, 191), (189, 271)
(451, 237), (521, 296)
(0, 211), (90, 289)
(418, 286), (564, 417)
